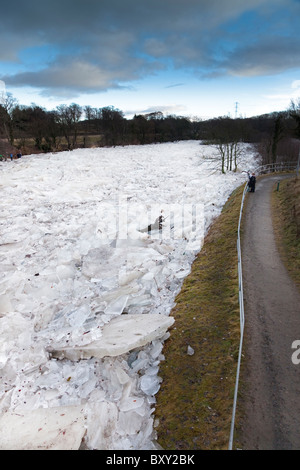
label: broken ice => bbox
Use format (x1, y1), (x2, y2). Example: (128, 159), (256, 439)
(0, 141), (257, 449)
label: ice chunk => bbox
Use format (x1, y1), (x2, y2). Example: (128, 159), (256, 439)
(140, 374), (161, 396)
(118, 410), (144, 436)
(80, 377), (98, 399)
(118, 267), (145, 285)
(49, 314), (174, 360)
(0, 295), (12, 314)
(126, 294), (152, 308)
(150, 340), (163, 359)
(129, 354), (149, 373)
(119, 396), (144, 412)
(104, 295), (128, 315)
(85, 402), (118, 450)
(81, 247), (113, 279)
(66, 304), (91, 327)
(100, 285), (140, 302)
(115, 366), (130, 385)
(0, 406), (86, 450)
(56, 264), (76, 280)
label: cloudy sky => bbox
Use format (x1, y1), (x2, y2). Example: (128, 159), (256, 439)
(1, 0), (300, 119)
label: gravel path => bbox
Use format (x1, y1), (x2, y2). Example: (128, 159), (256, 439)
(239, 175), (300, 450)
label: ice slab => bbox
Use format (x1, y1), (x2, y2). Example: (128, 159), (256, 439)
(49, 314), (174, 360)
(0, 405), (86, 450)
(85, 402), (118, 449)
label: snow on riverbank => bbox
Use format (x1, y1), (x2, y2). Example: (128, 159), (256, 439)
(0, 141), (258, 449)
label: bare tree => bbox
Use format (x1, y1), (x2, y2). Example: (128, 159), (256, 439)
(215, 141), (244, 173)
(55, 103), (82, 149)
(289, 98), (300, 138)
(271, 113), (285, 164)
(0, 92), (18, 146)
(100, 106), (125, 146)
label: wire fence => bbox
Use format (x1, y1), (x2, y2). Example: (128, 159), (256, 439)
(228, 161), (299, 450)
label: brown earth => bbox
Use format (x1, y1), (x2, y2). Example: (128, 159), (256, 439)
(238, 174), (300, 450)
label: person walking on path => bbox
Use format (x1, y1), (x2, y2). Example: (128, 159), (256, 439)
(247, 172), (256, 192)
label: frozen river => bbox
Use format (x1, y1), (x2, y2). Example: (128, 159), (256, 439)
(0, 141), (258, 449)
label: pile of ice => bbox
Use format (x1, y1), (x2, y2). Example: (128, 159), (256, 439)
(0, 141), (258, 449)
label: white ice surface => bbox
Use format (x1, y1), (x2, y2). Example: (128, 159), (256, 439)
(0, 405), (86, 450)
(0, 141), (258, 449)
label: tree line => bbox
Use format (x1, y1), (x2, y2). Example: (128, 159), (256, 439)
(0, 93), (299, 168)
(0, 96), (196, 154)
(200, 101), (300, 167)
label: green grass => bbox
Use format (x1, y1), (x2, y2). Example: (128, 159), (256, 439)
(154, 185), (245, 450)
(271, 175), (300, 290)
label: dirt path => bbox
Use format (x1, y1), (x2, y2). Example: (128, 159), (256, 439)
(239, 175), (300, 450)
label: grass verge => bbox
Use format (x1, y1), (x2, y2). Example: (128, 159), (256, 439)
(154, 184), (245, 450)
(271, 175), (300, 290)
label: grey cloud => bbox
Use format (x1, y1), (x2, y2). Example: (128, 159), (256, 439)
(223, 36), (300, 77)
(1, 0), (299, 97)
(165, 83), (185, 89)
(2, 56), (159, 97)
(4, 61), (120, 93)
(125, 104), (188, 118)
(0, 0), (268, 32)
